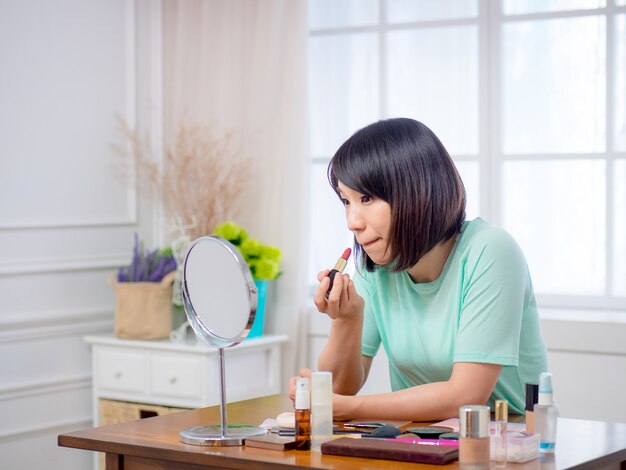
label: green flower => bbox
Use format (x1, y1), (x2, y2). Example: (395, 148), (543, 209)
(241, 238), (263, 259)
(260, 245), (281, 263)
(213, 221), (248, 246)
(212, 221), (281, 281)
(250, 258), (281, 281)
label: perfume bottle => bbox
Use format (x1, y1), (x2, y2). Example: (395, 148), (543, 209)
(534, 372), (558, 453)
(494, 400), (508, 467)
(294, 377), (311, 450)
(459, 405), (490, 470)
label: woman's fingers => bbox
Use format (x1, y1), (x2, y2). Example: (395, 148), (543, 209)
(326, 272), (344, 303)
(317, 269), (331, 282)
(313, 277), (331, 310)
(314, 271), (363, 322)
(289, 369), (313, 402)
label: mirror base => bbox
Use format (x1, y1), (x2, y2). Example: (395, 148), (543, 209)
(179, 425), (266, 446)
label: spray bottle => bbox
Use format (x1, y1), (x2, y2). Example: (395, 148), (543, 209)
(534, 372), (558, 453)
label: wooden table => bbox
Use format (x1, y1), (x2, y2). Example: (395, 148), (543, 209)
(58, 394), (626, 469)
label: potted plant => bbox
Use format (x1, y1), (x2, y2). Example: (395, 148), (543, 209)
(212, 221), (281, 338)
(109, 234), (178, 339)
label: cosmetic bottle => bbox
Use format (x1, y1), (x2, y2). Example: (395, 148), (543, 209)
(294, 377), (311, 450)
(494, 400), (508, 467)
(311, 371), (333, 451)
(525, 383), (539, 434)
(534, 372), (558, 453)
(459, 405), (490, 470)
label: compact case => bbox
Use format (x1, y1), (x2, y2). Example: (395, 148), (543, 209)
(489, 430), (540, 463)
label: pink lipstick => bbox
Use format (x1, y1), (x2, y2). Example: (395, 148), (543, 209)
(325, 248), (352, 299)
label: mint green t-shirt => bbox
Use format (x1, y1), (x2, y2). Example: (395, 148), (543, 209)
(355, 218), (548, 414)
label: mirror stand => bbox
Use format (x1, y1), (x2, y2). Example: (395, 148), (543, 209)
(179, 347), (265, 446)
(178, 237), (267, 447)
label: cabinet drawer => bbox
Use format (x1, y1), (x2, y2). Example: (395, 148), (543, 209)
(97, 348), (146, 394)
(150, 353), (206, 401)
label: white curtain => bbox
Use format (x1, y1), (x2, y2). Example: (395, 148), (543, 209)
(163, 0), (310, 386)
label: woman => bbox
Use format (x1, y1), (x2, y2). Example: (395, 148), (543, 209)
(293, 117), (547, 421)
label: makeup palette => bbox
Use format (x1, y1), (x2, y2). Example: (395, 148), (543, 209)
(406, 426), (453, 439)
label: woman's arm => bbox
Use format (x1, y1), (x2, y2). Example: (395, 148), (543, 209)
(313, 272), (368, 394)
(333, 362), (502, 421)
(288, 356), (373, 402)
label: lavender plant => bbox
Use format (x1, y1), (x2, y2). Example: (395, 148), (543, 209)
(117, 233), (177, 283)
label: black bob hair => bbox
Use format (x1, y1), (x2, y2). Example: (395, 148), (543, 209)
(328, 117), (466, 272)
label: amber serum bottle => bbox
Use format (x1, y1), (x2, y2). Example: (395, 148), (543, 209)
(294, 377), (311, 450)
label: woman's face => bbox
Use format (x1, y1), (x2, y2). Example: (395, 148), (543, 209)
(337, 181), (393, 265)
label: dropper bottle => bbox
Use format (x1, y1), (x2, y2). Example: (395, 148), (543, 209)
(534, 372), (558, 453)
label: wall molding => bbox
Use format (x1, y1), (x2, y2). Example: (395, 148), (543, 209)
(0, 254), (129, 276)
(0, 309), (112, 343)
(546, 348), (626, 358)
(0, 375), (92, 402)
(0, 376), (93, 440)
(0, 0), (138, 233)
(309, 307), (626, 355)
(540, 313), (626, 356)
(0, 415), (92, 442)
(0, 217), (137, 231)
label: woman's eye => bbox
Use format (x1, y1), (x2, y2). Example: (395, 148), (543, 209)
(361, 195), (372, 203)
(340, 198), (350, 206)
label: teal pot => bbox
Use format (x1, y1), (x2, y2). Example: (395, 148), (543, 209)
(247, 280), (268, 339)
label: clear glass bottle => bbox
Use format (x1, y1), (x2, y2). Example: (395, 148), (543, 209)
(459, 405), (490, 470)
(534, 372), (558, 453)
(494, 400), (508, 467)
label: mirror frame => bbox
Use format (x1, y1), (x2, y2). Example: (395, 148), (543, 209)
(182, 236), (258, 348)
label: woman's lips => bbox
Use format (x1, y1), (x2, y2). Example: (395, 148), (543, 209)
(361, 238), (380, 248)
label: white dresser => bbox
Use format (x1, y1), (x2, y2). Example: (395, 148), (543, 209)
(85, 333), (288, 426)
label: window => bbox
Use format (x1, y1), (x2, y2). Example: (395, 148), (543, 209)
(308, 0), (626, 310)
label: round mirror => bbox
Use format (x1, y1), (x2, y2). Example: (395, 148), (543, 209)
(182, 236), (257, 348)
(179, 236), (266, 446)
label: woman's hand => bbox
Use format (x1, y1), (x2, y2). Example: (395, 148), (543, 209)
(313, 271), (364, 322)
(288, 368), (313, 402)
(289, 368), (357, 420)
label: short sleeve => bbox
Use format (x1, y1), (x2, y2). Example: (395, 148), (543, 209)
(454, 230), (529, 366)
(353, 270), (381, 358)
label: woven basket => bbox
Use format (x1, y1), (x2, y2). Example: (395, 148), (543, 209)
(99, 398), (183, 424)
(108, 271), (176, 340)
(98, 399), (186, 469)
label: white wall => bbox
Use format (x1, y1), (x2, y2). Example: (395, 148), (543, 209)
(307, 308), (626, 423)
(1, 2), (623, 469)
(0, 1), (159, 468)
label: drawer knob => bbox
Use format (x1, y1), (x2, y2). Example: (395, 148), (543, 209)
(169, 377), (177, 384)
(114, 371), (122, 379)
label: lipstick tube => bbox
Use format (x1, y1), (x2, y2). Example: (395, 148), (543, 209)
(325, 248), (351, 299)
